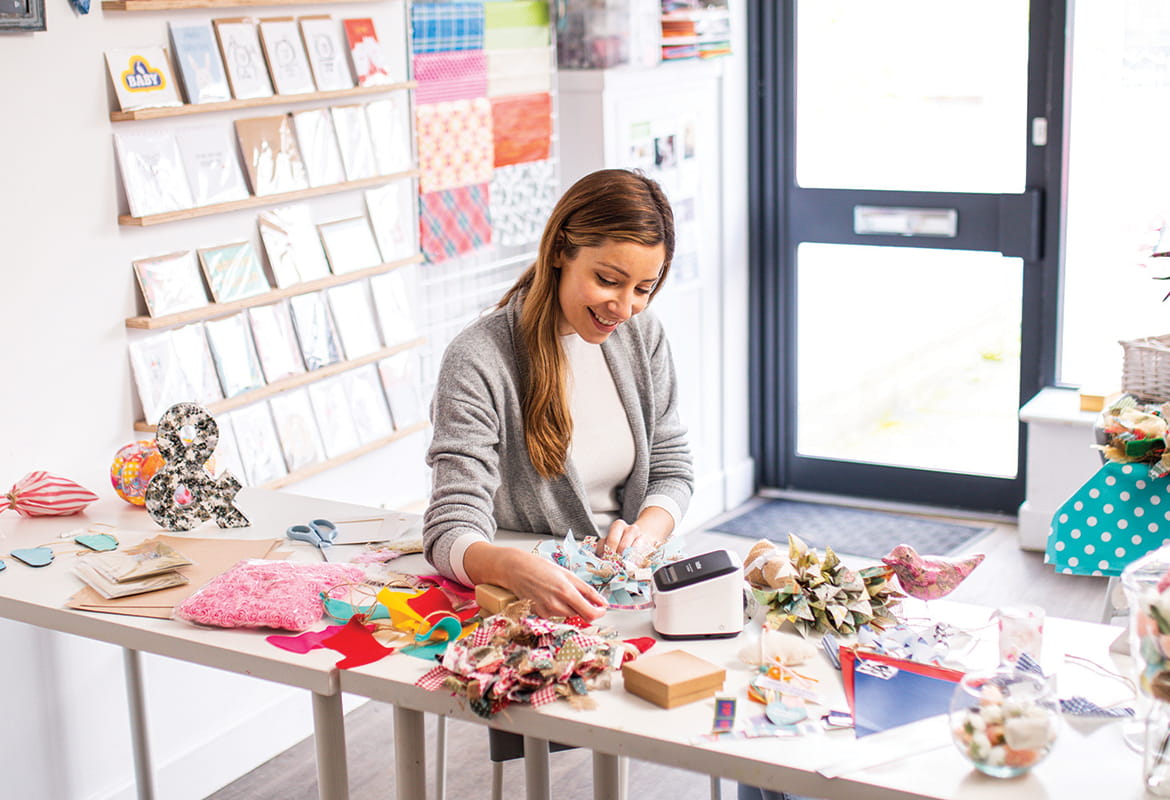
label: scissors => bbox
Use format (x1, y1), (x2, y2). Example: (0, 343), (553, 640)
(286, 518), (338, 549)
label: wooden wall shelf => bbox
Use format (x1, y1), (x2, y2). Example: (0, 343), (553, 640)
(133, 336), (426, 432)
(110, 81), (415, 122)
(118, 168), (419, 227)
(261, 419), (430, 490)
(125, 253), (423, 330)
(103, 0), (380, 11)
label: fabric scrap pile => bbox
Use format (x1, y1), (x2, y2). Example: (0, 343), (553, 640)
(744, 534), (903, 637)
(416, 604), (648, 718)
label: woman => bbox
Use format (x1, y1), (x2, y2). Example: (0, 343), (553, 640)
(423, 168), (693, 621)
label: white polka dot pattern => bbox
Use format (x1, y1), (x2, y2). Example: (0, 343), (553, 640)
(1047, 462), (1170, 576)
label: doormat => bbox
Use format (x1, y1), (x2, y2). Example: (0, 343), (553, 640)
(709, 499), (992, 561)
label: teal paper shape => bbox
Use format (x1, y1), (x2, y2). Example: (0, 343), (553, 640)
(1048, 461), (1170, 576)
(75, 533), (118, 552)
(11, 547), (54, 567)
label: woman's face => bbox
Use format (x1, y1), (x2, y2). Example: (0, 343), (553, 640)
(556, 239), (665, 343)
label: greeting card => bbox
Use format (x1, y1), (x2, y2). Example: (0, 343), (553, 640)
(247, 301), (306, 383)
(268, 388), (327, 472)
(106, 47), (184, 112)
(259, 17), (317, 95)
(170, 323), (225, 406)
(317, 216), (382, 274)
(258, 203), (332, 286)
(214, 17), (275, 100)
(234, 114), (310, 196)
(299, 15), (355, 91)
(342, 365), (394, 443)
(330, 104), (378, 181)
(203, 313), (266, 398)
(114, 131), (194, 218)
(288, 292), (343, 370)
(308, 376), (362, 458)
(365, 94), (414, 175)
(168, 22), (232, 104)
(174, 123), (250, 207)
(343, 17), (393, 87)
(292, 108), (346, 188)
(365, 181), (418, 263)
(132, 250), (209, 318)
(197, 241), (270, 303)
(327, 280), (382, 359)
(228, 401), (288, 486)
(127, 331), (194, 425)
(377, 351), (426, 430)
(369, 266), (419, 346)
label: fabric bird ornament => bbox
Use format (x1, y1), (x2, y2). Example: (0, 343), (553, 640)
(880, 543), (985, 602)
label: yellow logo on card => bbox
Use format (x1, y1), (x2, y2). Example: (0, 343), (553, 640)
(121, 56), (167, 92)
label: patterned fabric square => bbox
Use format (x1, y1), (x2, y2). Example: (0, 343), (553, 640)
(412, 2), (486, 53)
(414, 50), (488, 105)
(416, 98), (494, 193)
(491, 92), (551, 167)
(420, 183), (492, 263)
(490, 159), (556, 246)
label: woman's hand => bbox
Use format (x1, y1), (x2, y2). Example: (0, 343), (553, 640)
(464, 542), (608, 621)
(596, 506), (675, 559)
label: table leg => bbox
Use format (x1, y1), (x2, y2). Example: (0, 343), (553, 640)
(122, 648), (156, 800)
(311, 692), (349, 800)
(435, 714), (447, 800)
(522, 736), (551, 800)
(592, 751), (620, 800)
(394, 706), (427, 800)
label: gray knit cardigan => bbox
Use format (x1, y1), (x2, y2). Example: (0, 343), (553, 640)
(422, 294), (694, 582)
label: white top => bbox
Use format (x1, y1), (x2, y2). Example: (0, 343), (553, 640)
(448, 333), (683, 585)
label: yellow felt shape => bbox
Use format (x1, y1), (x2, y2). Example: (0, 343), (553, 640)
(376, 587), (429, 632)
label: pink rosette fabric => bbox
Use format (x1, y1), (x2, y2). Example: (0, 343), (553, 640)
(175, 560), (366, 631)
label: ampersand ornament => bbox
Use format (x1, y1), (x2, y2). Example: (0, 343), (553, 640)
(144, 403), (250, 531)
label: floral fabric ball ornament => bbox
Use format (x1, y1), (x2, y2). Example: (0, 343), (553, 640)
(0, 471), (99, 517)
(110, 440), (165, 506)
(111, 440), (215, 506)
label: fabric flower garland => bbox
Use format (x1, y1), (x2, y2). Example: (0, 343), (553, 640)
(745, 534), (903, 637)
(535, 531), (684, 609)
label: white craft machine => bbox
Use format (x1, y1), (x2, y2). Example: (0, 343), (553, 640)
(651, 549), (744, 640)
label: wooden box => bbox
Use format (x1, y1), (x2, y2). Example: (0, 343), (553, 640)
(621, 649), (725, 709)
(475, 583), (520, 615)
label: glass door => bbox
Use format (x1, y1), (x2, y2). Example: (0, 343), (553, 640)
(749, 1), (1062, 513)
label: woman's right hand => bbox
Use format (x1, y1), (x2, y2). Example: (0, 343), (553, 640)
(464, 542), (608, 622)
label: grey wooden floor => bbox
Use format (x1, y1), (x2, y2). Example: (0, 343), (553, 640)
(207, 496), (1109, 800)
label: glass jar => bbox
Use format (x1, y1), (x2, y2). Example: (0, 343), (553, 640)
(1147, 699), (1170, 796)
(949, 666), (1060, 778)
(1123, 543), (1170, 791)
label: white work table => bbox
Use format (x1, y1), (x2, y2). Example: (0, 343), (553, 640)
(0, 489), (1147, 800)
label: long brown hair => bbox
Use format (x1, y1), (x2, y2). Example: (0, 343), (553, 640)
(499, 169), (675, 479)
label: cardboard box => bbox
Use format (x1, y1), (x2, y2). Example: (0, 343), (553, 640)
(621, 649), (725, 708)
(475, 583), (520, 615)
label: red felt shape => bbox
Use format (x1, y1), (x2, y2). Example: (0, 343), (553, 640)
(407, 585), (480, 623)
(323, 617), (397, 669)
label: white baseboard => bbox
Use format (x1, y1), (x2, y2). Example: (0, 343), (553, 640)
(1016, 501), (1052, 553)
(722, 457), (755, 509)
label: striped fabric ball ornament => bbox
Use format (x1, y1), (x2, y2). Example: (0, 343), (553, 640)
(0, 471), (100, 517)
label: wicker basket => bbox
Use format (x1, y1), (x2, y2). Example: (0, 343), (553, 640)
(1121, 334), (1170, 402)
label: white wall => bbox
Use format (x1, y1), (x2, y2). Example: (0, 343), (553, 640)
(0, 1), (750, 796)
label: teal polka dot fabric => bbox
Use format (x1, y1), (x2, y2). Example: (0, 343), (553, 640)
(1047, 461), (1170, 576)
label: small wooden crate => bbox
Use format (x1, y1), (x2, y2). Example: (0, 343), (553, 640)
(1121, 335), (1170, 402)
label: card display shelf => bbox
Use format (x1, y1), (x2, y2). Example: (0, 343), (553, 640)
(110, 81), (416, 122)
(133, 335), (426, 432)
(260, 418), (429, 489)
(125, 253), (423, 330)
(103, 0), (380, 11)
(119, 168), (420, 227)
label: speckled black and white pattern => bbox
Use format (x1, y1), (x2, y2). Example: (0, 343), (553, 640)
(145, 403), (250, 531)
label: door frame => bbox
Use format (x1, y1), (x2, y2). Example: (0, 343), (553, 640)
(747, 0), (1068, 514)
